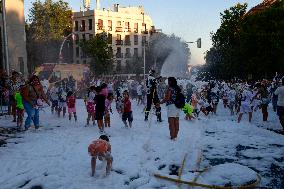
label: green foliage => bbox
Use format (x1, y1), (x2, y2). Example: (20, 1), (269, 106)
(26, 0), (72, 72)
(205, 1), (284, 80)
(28, 0), (72, 41)
(80, 34), (114, 75)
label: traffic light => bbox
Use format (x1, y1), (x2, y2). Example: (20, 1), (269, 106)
(197, 38), (201, 48)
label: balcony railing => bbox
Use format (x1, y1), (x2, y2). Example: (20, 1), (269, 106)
(134, 28), (138, 33)
(124, 40), (131, 46)
(116, 53), (123, 58)
(80, 26), (85, 32)
(115, 27), (123, 32)
(98, 26), (104, 30)
(125, 27), (131, 32)
(142, 40), (148, 46)
(141, 30), (148, 34)
(116, 40), (123, 45)
(125, 53), (132, 58)
(133, 53), (138, 57)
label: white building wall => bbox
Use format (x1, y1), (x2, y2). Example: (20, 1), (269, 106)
(72, 5), (154, 71)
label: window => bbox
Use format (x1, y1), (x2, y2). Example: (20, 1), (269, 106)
(134, 48), (138, 57)
(98, 19), (103, 30)
(142, 36), (147, 46)
(116, 21), (122, 32)
(125, 35), (131, 45)
(75, 21), (79, 31)
(117, 21), (121, 27)
(117, 47), (121, 53)
(0, 27), (3, 68)
(126, 48), (131, 58)
(0, 0), (2, 13)
(116, 60), (121, 72)
(81, 20), (85, 31)
(18, 57), (24, 74)
(76, 47), (79, 57)
(75, 34), (79, 44)
(134, 23), (138, 33)
(82, 34), (86, 41)
(88, 19), (93, 30)
(125, 22), (130, 31)
(116, 47), (122, 58)
(116, 34), (122, 45)
(108, 20), (112, 31)
(134, 35), (138, 45)
(108, 33), (112, 44)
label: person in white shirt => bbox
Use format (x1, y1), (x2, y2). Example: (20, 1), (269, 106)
(136, 83), (143, 105)
(274, 78), (284, 130)
(238, 88), (253, 123)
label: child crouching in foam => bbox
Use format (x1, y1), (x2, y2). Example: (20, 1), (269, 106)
(88, 135), (113, 177)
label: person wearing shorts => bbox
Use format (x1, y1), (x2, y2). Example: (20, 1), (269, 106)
(66, 91), (77, 122)
(122, 91), (133, 128)
(88, 135), (113, 176)
(160, 77), (181, 140)
(238, 89), (253, 123)
(274, 78), (284, 130)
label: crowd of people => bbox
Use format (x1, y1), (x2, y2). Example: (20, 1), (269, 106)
(1, 68), (284, 177)
(1, 69), (284, 136)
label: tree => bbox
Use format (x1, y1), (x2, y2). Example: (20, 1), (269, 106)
(204, 1), (284, 80)
(80, 34), (114, 75)
(26, 0), (72, 72)
(205, 3), (247, 79)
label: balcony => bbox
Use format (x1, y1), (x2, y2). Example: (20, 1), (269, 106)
(98, 26), (104, 31)
(124, 40), (131, 46)
(141, 30), (149, 34)
(142, 40), (148, 46)
(108, 26), (112, 31)
(125, 53), (132, 58)
(116, 53), (123, 58)
(80, 26), (85, 32)
(134, 28), (138, 33)
(115, 27), (123, 32)
(116, 40), (123, 45)
(125, 27), (131, 32)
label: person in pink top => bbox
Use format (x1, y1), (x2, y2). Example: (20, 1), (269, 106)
(104, 93), (113, 127)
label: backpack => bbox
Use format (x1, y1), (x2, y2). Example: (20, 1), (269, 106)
(174, 92), (185, 109)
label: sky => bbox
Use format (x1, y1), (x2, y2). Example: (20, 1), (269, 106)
(24, 0), (261, 65)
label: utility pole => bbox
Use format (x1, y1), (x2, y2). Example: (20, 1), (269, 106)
(2, 0), (9, 75)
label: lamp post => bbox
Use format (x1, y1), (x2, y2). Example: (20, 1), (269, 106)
(143, 41), (146, 80)
(1, 0), (9, 75)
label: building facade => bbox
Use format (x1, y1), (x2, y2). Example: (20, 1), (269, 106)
(0, 0), (28, 75)
(72, 3), (154, 71)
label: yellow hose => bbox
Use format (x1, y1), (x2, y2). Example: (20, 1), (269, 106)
(154, 173), (261, 189)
